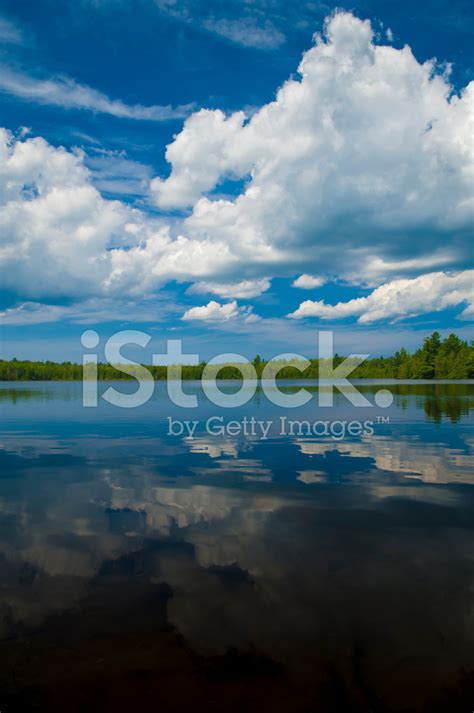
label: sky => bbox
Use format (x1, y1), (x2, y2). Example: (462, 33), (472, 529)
(0, 0), (473, 362)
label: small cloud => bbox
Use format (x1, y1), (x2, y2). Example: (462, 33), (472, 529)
(188, 278), (270, 299)
(292, 274), (326, 290)
(182, 300), (259, 323)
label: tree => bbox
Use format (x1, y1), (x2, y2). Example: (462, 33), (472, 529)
(416, 332), (441, 379)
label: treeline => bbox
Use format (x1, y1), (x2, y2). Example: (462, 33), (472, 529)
(352, 332), (474, 379)
(0, 332), (473, 381)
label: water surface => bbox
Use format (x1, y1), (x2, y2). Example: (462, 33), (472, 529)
(0, 381), (473, 712)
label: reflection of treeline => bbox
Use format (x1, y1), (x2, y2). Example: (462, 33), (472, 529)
(356, 383), (474, 423)
(0, 388), (55, 402)
(0, 381), (471, 423)
(1, 332), (473, 381)
(422, 394), (473, 423)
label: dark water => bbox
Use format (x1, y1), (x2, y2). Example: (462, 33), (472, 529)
(0, 381), (473, 712)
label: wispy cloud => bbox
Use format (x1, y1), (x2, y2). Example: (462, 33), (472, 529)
(0, 297), (179, 326)
(0, 16), (23, 45)
(187, 278), (271, 299)
(0, 66), (193, 120)
(155, 0), (285, 49)
(84, 149), (154, 197)
(201, 15), (285, 49)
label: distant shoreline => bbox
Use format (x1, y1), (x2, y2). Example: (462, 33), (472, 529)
(1, 377), (473, 383)
(1, 331), (473, 380)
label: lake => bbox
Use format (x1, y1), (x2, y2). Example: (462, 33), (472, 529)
(0, 380), (473, 712)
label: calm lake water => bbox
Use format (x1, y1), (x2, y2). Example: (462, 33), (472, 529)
(0, 380), (473, 712)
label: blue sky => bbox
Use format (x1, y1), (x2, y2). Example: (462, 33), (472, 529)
(0, 0), (473, 361)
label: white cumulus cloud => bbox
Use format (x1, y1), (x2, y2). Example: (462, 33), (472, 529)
(0, 128), (239, 300)
(288, 270), (474, 323)
(292, 274), (326, 290)
(152, 11), (473, 281)
(150, 109), (249, 209)
(1, 11), (473, 328)
(182, 300), (259, 322)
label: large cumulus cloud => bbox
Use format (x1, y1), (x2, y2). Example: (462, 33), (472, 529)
(0, 128), (234, 300)
(152, 11), (473, 275)
(1, 11), (473, 324)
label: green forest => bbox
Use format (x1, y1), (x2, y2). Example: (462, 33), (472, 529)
(0, 331), (473, 381)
